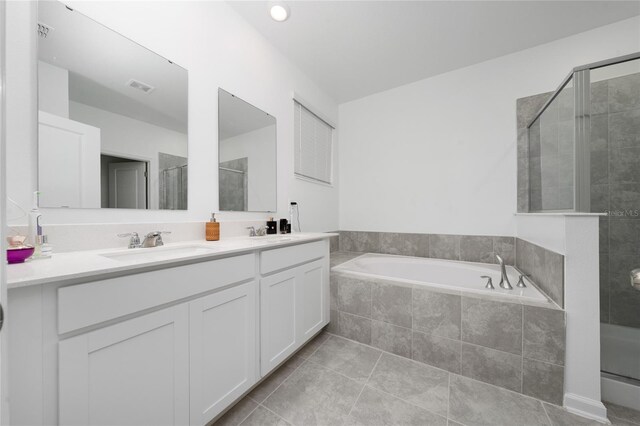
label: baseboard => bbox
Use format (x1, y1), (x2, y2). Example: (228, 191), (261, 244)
(564, 393), (609, 423)
(602, 375), (640, 411)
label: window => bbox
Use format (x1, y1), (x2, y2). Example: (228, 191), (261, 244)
(294, 100), (334, 184)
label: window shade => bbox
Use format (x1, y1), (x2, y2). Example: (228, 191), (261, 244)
(294, 101), (333, 184)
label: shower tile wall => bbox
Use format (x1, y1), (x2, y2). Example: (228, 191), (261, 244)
(219, 158), (248, 211)
(592, 72), (640, 328)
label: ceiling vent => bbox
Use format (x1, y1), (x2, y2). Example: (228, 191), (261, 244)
(37, 22), (54, 39)
(126, 79), (155, 94)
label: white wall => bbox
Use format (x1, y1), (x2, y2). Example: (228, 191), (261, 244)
(339, 16), (640, 236)
(37, 61), (68, 118)
(220, 125), (277, 212)
(69, 101), (187, 210)
(6, 1), (339, 231)
(516, 213), (605, 421)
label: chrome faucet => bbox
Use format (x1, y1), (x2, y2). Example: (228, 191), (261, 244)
(141, 231), (171, 248)
(246, 226), (267, 237)
(495, 254), (513, 290)
(118, 232), (141, 249)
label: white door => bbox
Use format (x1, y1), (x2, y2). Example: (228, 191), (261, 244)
(108, 161), (147, 209)
(296, 259), (326, 342)
(189, 282), (257, 425)
(58, 304), (190, 426)
(38, 111), (100, 208)
(261, 268), (298, 375)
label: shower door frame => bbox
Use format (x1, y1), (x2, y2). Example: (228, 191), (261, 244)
(525, 51), (640, 214)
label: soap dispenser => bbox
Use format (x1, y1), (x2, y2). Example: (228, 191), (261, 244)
(206, 213), (220, 241)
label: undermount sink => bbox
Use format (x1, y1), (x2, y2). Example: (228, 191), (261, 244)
(250, 235), (297, 244)
(101, 245), (219, 263)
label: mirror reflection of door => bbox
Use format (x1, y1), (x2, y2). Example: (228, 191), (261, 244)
(101, 155), (149, 209)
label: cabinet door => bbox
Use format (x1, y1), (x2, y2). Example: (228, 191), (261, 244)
(190, 282), (257, 425)
(261, 268), (298, 375)
(59, 304), (190, 426)
(296, 259), (328, 342)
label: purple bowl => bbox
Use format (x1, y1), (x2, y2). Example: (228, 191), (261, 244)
(7, 246), (35, 264)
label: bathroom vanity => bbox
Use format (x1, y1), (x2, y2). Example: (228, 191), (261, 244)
(7, 234), (332, 426)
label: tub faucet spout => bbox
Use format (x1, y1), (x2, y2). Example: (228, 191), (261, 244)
(495, 254), (513, 290)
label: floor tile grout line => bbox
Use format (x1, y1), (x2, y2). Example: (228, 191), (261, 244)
(363, 377), (449, 421)
(258, 334), (330, 406)
(448, 371), (557, 406)
(230, 401), (260, 426)
(540, 401), (555, 426)
(345, 352), (382, 420)
(334, 345), (449, 422)
(610, 414), (640, 426)
(256, 402), (294, 426)
(254, 356), (306, 406)
(326, 331), (454, 377)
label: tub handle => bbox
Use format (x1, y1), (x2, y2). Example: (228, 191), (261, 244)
(481, 275), (494, 290)
(517, 274), (529, 288)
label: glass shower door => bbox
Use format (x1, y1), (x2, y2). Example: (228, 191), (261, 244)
(528, 77), (575, 212)
(592, 57), (640, 384)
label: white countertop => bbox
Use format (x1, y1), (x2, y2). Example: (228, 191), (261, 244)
(7, 233), (336, 289)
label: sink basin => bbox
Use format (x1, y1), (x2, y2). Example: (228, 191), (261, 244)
(250, 236), (296, 244)
(101, 245), (219, 263)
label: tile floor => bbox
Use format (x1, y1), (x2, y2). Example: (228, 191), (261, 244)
(213, 332), (640, 426)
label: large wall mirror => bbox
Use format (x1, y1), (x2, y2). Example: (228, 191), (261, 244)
(37, 1), (188, 210)
(218, 89), (276, 212)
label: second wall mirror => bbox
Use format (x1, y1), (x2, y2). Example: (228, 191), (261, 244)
(218, 89), (277, 212)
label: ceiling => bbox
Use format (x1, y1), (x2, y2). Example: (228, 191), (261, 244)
(229, 1), (640, 103)
(38, 1), (188, 133)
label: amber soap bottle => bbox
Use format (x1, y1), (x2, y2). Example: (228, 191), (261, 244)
(206, 213), (220, 241)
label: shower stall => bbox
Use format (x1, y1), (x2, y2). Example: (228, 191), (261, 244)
(526, 52), (640, 410)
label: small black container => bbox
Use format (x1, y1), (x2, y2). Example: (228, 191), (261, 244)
(266, 220), (277, 235)
(279, 218), (288, 234)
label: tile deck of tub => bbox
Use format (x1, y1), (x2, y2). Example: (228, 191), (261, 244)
(213, 332), (640, 426)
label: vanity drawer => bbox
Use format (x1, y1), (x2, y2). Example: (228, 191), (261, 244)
(58, 254), (255, 334)
(260, 240), (326, 275)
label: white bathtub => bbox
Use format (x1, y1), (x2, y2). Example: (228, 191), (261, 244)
(332, 253), (549, 302)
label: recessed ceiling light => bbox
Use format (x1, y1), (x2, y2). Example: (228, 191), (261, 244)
(269, 2), (290, 22)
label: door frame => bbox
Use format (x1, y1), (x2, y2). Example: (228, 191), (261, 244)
(0, 0), (9, 423)
(101, 150), (150, 209)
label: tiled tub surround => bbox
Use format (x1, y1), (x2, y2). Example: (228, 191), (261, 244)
(337, 230), (565, 307)
(515, 237), (565, 307)
(339, 231), (516, 265)
(329, 257), (566, 405)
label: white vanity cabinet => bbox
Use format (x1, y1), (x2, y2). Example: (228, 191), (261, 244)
(7, 237), (331, 426)
(260, 241), (329, 375)
(59, 304), (191, 426)
(189, 281), (257, 425)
